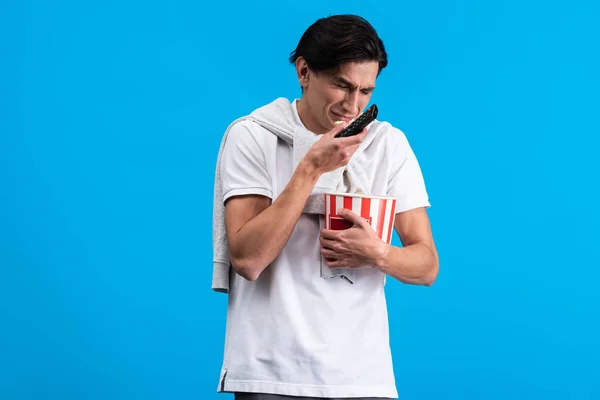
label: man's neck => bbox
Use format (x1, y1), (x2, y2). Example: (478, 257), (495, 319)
(296, 98), (325, 135)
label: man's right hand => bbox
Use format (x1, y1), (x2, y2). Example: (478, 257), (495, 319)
(224, 122), (368, 282)
(303, 123), (368, 175)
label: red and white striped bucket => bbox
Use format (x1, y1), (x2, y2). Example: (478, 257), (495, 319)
(324, 192), (398, 244)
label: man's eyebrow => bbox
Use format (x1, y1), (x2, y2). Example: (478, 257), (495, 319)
(334, 77), (356, 87)
(334, 76), (375, 91)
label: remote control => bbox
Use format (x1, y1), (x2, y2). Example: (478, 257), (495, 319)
(335, 104), (378, 138)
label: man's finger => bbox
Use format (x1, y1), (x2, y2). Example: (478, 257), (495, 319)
(339, 128), (368, 147)
(319, 237), (336, 249)
(320, 247), (339, 259)
(343, 143), (361, 158)
(320, 228), (341, 240)
(326, 121), (349, 137)
(337, 208), (366, 226)
(325, 259), (347, 268)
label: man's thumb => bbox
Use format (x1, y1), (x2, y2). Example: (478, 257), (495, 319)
(337, 208), (363, 226)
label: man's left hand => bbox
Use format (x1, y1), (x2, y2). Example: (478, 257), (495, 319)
(319, 208), (389, 269)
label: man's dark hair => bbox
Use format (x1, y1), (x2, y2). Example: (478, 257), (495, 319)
(289, 14), (388, 75)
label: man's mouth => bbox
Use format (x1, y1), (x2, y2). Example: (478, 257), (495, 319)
(332, 112), (356, 122)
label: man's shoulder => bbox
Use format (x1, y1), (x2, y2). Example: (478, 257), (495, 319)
(369, 119), (411, 149)
(227, 118), (261, 133)
(226, 118), (277, 145)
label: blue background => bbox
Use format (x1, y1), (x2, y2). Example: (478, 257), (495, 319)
(1, 0), (599, 399)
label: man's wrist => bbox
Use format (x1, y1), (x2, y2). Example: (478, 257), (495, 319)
(372, 242), (392, 270)
(296, 158), (321, 184)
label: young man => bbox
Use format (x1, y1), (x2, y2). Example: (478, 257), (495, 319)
(212, 14), (439, 400)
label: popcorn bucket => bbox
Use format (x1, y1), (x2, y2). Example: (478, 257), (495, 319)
(324, 192), (398, 245)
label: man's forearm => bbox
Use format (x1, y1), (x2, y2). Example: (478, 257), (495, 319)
(229, 160), (320, 280)
(374, 242), (439, 286)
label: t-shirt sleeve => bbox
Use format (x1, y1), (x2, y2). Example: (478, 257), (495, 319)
(220, 121), (273, 203)
(387, 128), (431, 213)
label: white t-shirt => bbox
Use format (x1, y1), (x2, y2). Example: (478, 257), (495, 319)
(217, 101), (430, 398)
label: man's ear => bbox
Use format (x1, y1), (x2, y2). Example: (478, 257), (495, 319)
(295, 57), (310, 89)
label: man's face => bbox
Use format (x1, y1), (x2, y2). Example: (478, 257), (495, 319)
(296, 59), (378, 134)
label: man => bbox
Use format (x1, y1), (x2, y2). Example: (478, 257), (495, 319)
(212, 14), (439, 400)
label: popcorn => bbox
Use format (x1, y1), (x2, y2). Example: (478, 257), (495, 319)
(334, 118), (356, 126)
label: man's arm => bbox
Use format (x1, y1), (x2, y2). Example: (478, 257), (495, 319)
(319, 126), (438, 285)
(224, 160), (319, 281)
(319, 206), (439, 286)
(223, 123), (367, 281)
(374, 207), (439, 286)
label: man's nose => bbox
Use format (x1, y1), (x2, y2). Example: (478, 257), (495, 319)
(342, 91), (360, 114)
